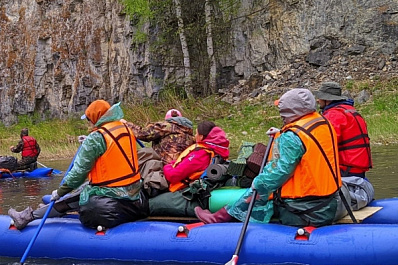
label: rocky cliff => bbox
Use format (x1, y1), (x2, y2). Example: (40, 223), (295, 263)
(1, 0), (397, 125)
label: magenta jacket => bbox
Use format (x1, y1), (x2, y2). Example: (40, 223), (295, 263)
(164, 126), (229, 184)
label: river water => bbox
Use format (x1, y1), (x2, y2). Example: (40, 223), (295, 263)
(0, 144), (397, 264)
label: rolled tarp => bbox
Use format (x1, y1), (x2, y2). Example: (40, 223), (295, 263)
(206, 164), (229, 182)
(209, 188), (247, 212)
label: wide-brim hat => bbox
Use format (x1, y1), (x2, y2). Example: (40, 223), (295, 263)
(313, 82), (347, 101)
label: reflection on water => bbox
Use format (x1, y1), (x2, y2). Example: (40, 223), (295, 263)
(0, 145), (397, 265)
(0, 159), (72, 215)
(367, 144), (398, 199)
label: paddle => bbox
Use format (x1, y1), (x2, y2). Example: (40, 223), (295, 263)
(225, 132), (276, 265)
(20, 145), (82, 265)
(136, 139), (145, 148)
(37, 161), (63, 175)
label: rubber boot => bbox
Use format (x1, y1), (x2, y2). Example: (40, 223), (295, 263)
(194, 206), (234, 224)
(8, 206), (34, 230)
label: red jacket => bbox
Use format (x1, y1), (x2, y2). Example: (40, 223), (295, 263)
(21, 136), (40, 158)
(323, 103), (372, 175)
(164, 126), (229, 185)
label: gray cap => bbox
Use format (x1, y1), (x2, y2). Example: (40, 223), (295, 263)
(277, 88), (316, 124)
(313, 82), (347, 101)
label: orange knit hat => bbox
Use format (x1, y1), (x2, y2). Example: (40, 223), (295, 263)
(81, 100), (111, 124)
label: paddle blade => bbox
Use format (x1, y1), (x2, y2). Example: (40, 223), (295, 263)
(52, 169), (63, 175)
(225, 254), (238, 265)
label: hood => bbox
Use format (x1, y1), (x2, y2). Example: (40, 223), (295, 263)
(166, 116), (193, 129)
(278, 88), (316, 125)
(322, 99), (354, 113)
(94, 102), (124, 127)
(199, 126), (230, 159)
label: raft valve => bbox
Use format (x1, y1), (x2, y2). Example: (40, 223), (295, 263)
(297, 228), (305, 236)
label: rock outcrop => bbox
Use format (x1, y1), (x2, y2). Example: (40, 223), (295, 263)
(0, 0), (397, 125)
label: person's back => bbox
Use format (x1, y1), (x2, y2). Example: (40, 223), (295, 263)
(10, 128), (40, 171)
(125, 109), (195, 164)
(314, 82), (374, 210)
(8, 100), (149, 230)
(195, 89), (342, 227)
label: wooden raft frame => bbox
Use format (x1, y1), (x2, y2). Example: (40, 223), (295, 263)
(336, 206), (383, 224)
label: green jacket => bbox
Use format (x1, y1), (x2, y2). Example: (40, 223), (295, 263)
(57, 103), (141, 205)
(226, 130), (338, 227)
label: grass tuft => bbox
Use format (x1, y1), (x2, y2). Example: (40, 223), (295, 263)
(1, 78), (398, 160)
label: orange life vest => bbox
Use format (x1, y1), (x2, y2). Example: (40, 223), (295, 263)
(169, 143), (215, 192)
(271, 112), (341, 200)
(324, 104), (372, 175)
(21, 136), (39, 157)
(88, 121), (140, 187)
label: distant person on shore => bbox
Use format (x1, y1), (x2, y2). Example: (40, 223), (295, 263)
(10, 128), (41, 171)
(122, 109), (195, 164)
(8, 100), (148, 230)
(194, 89), (342, 227)
(314, 82), (374, 210)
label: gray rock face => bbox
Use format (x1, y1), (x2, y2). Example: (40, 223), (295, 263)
(1, 0), (397, 125)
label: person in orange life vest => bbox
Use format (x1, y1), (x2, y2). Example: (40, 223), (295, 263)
(164, 121), (230, 192)
(8, 100), (148, 230)
(314, 82), (374, 210)
(10, 128), (41, 170)
(195, 88), (342, 227)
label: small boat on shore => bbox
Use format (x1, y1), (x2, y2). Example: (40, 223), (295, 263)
(0, 188), (397, 265)
(0, 167), (61, 179)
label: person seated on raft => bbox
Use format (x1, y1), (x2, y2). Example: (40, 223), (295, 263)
(195, 88), (343, 227)
(10, 128), (41, 171)
(148, 121), (230, 216)
(164, 121), (230, 192)
(8, 100), (149, 230)
(314, 82), (374, 211)
(122, 108), (195, 164)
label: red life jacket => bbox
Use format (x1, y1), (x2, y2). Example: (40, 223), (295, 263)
(324, 104), (372, 175)
(21, 136), (39, 157)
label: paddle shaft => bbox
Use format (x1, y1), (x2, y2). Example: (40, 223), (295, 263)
(226, 135), (275, 265)
(136, 139), (145, 148)
(20, 145), (82, 264)
(36, 161), (48, 168)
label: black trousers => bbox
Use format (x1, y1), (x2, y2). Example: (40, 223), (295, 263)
(79, 190), (149, 229)
(34, 189), (149, 229)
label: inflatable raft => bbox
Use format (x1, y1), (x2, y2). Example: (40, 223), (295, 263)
(0, 190), (397, 265)
(0, 167), (61, 179)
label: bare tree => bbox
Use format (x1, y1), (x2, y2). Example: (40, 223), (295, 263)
(205, 0), (217, 94)
(173, 0), (193, 98)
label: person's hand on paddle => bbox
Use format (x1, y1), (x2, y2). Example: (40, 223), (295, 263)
(245, 186), (260, 203)
(50, 190), (61, 201)
(266, 127), (280, 135)
(78, 135), (87, 144)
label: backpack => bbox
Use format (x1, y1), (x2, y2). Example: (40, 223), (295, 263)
(0, 156), (18, 171)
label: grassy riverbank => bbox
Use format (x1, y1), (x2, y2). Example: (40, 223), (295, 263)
(1, 78), (397, 160)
